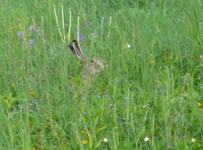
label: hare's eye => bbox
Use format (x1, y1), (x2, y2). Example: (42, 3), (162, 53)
(90, 59), (94, 63)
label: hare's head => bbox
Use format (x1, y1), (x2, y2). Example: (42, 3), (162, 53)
(68, 40), (106, 80)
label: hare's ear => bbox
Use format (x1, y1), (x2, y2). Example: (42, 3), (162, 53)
(69, 40), (84, 60)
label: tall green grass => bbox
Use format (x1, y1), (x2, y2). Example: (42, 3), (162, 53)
(0, 0), (203, 149)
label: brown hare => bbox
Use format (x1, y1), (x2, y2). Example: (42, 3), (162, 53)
(68, 40), (106, 81)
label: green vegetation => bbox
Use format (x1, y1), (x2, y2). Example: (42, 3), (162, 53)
(0, 0), (203, 149)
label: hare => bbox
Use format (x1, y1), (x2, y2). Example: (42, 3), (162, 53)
(68, 40), (106, 80)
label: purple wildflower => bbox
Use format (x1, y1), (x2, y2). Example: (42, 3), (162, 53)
(76, 27), (86, 41)
(29, 38), (35, 48)
(79, 33), (86, 42)
(17, 31), (23, 38)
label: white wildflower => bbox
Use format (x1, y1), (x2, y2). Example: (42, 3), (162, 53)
(191, 138), (196, 143)
(127, 44), (131, 48)
(144, 137), (150, 142)
(103, 137), (108, 143)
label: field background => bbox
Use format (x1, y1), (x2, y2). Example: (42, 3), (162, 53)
(0, 0), (203, 149)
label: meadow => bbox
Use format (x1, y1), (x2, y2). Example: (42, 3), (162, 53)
(0, 0), (203, 149)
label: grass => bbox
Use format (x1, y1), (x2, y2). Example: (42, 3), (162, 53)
(0, 0), (203, 149)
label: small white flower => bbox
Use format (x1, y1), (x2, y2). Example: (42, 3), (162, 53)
(200, 55), (203, 61)
(191, 138), (196, 143)
(144, 137), (150, 142)
(127, 44), (131, 48)
(103, 137), (108, 143)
